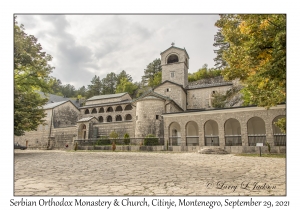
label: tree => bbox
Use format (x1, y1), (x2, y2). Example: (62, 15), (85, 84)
(188, 64), (222, 82)
(214, 14), (286, 132)
(215, 14), (286, 108)
(86, 75), (102, 98)
(101, 72), (117, 95)
(115, 78), (138, 96)
(116, 70), (132, 86)
(213, 30), (229, 69)
(142, 58), (162, 88)
(14, 17), (54, 136)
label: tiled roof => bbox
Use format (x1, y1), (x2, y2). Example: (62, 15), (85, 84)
(87, 92), (128, 101)
(77, 117), (97, 122)
(38, 92), (80, 108)
(187, 82), (233, 90)
(160, 46), (189, 58)
(43, 101), (67, 109)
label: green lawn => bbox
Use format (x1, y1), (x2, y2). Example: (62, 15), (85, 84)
(235, 153), (286, 158)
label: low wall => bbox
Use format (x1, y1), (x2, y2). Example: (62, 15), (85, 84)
(75, 145), (286, 154)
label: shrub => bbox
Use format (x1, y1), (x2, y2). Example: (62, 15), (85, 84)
(144, 134), (159, 146)
(109, 130), (119, 139)
(96, 136), (110, 145)
(124, 133), (130, 145)
(112, 141), (116, 151)
(74, 142), (78, 151)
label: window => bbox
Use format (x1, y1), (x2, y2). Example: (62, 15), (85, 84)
(126, 114), (132, 121)
(99, 107), (104, 113)
(167, 54), (179, 64)
(116, 106), (123, 111)
(84, 109), (90, 114)
(156, 115), (159, 120)
(98, 116), (103, 123)
(125, 104), (132, 110)
(107, 116), (112, 122)
(116, 115), (122, 121)
(91, 108), (97, 114)
(167, 88), (171, 92)
(107, 107), (113, 112)
(170, 72), (175, 78)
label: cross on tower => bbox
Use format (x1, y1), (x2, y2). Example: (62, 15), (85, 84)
(171, 42), (175, 46)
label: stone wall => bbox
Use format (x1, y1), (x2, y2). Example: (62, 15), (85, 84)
(135, 97), (165, 137)
(53, 101), (80, 128)
(163, 105), (286, 148)
(154, 82), (186, 110)
(186, 85), (232, 109)
(93, 121), (135, 139)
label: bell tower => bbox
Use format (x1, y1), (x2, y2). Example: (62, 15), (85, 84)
(160, 43), (189, 87)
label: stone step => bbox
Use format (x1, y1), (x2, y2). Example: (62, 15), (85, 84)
(198, 148), (229, 154)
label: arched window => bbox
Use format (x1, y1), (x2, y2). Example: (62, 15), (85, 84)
(167, 54), (179, 64)
(247, 117), (266, 146)
(82, 124), (86, 129)
(84, 109), (90, 114)
(224, 118), (242, 146)
(91, 108), (97, 114)
(185, 121), (199, 146)
(169, 122), (181, 146)
(125, 114), (132, 121)
(116, 115), (122, 121)
(99, 107), (104, 113)
(272, 115), (286, 146)
(124, 104), (132, 110)
(107, 107), (113, 112)
(107, 116), (112, 122)
(98, 116), (103, 123)
(116, 106), (123, 111)
(204, 120), (219, 146)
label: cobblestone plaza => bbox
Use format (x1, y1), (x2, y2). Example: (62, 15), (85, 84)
(14, 150), (285, 196)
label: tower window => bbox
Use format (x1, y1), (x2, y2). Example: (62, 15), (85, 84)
(156, 115), (159, 120)
(170, 72), (175, 78)
(167, 54), (179, 64)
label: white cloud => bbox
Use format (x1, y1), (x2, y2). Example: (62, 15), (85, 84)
(17, 14), (220, 88)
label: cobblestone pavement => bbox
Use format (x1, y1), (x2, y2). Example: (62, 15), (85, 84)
(14, 150), (286, 196)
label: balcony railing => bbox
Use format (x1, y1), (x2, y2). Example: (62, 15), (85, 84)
(168, 137), (181, 146)
(205, 136), (219, 146)
(274, 134), (286, 146)
(248, 134), (266, 146)
(225, 135), (242, 146)
(186, 136), (199, 146)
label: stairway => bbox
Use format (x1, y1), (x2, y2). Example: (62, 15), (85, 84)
(198, 147), (229, 154)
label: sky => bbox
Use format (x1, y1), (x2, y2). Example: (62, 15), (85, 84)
(16, 15), (220, 89)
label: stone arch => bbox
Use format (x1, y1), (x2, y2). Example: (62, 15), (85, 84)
(204, 120), (219, 146)
(168, 122), (181, 146)
(167, 54), (179, 64)
(224, 118), (242, 146)
(125, 114), (132, 121)
(99, 107), (104, 113)
(79, 124), (87, 139)
(124, 104), (132, 110)
(272, 115), (286, 146)
(107, 107), (114, 112)
(91, 108), (97, 114)
(116, 115), (122, 122)
(247, 117), (266, 146)
(98, 116), (103, 123)
(116, 106), (123, 111)
(185, 121), (199, 146)
(107, 115), (112, 122)
(84, 109), (90, 114)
